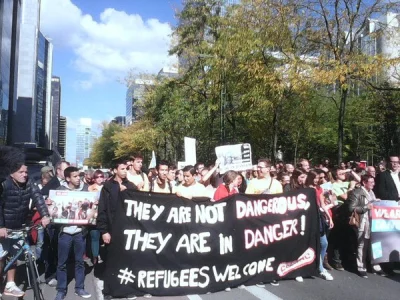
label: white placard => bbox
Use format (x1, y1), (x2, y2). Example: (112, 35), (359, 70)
(215, 143), (252, 174)
(184, 137), (197, 165)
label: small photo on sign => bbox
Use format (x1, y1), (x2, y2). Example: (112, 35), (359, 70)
(48, 190), (100, 225)
(372, 241), (383, 259)
(215, 143), (252, 174)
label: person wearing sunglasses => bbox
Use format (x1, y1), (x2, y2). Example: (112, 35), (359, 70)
(88, 170), (105, 192)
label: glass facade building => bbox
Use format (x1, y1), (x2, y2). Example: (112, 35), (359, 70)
(51, 76), (61, 150)
(58, 116), (66, 159)
(125, 79), (153, 126)
(76, 118), (96, 167)
(0, 0), (21, 145)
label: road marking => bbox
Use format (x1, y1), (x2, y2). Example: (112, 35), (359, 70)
(245, 286), (282, 300)
(187, 295), (202, 300)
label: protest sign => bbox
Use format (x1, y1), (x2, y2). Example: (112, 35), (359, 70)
(48, 190), (99, 225)
(370, 201), (400, 264)
(104, 189), (319, 297)
(184, 137), (196, 165)
(215, 143), (252, 174)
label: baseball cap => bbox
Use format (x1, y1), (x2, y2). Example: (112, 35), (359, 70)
(41, 166), (54, 174)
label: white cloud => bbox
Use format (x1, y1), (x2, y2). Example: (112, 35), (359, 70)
(40, 0), (177, 89)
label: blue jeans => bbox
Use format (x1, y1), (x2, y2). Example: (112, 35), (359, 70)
(320, 234), (328, 273)
(90, 230), (100, 258)
(57, 232), (85, 293)
(35, 228), (45, 259)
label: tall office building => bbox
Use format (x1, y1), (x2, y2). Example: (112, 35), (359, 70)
(14, 0), (53, 148)
(58, 116), (66, 159)
(126, 79), (153, 125)
(35, 31), (53, 147)
(0, 0), (21, 145)
(51, 76), (61, 149)
(76, 118), (96, 167)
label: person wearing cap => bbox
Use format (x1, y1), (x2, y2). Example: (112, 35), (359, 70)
(37, 166), (54, 189)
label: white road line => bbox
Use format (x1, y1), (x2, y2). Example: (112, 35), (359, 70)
(245, 286), (283, 300)
(187, 295), (203, 300)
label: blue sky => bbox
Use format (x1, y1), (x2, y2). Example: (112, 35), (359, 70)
(40, 0), (180, 163)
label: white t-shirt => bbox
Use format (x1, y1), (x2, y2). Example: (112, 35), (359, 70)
(127, 171), (150, 191)
(176, 182), (207, 199)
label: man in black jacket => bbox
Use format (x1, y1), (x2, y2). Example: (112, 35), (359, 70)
(375, 155), (400, 201)
(41, 161), (70, 197)
(0, 162), (51, 297)
(374, 155), (400, 275)
(96, 159), (136, 300)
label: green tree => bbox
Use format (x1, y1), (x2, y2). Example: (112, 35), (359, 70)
(87, 122), (123, 167)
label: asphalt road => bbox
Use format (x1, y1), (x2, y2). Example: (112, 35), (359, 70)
(8, 262), (400, 300)
(94, 268), (400, 300)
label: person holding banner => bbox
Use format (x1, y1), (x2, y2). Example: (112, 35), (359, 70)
(127, 154), (150, 192)
(348, 175), (386, 278)
(246, 159), (282, 287)
(97, 159), (137, 300)
(305, 171), (334, 281)
(245, 159), (282, 195)
(213, 170), (240, 201)
(175, 165), (207, 199)
(281, 168), (308, 283)
(149, 160), (175, 194)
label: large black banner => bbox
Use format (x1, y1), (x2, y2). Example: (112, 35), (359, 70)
(104, 188), (320, 297)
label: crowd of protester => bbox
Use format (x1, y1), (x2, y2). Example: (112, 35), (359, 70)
(1, 147), (400, 299)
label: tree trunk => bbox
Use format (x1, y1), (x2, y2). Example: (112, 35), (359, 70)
(337, 89), (348, 164)
(272, 105), (280, 163)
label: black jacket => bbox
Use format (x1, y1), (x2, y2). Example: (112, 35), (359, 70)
(41, 176), (62, 196)
(96, 178), (136, 235)
(374, 170), (400, 201)
(0, 177), (49, 229)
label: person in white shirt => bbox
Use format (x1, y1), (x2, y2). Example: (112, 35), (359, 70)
(127, 154), (150, 192)
(150, 160), (175, 194)
(176, 165), (207, 199)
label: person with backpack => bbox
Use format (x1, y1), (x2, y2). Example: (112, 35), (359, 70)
(127, 154), (150, 191)
(149, 160), (175, 194)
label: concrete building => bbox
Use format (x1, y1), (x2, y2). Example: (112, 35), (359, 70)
(0, 0), (21, 145)
(157, 66), (179, 79)
(360, 12), (400, 85)
(126, 79), (153, 125)
(51, 76), (61, 149)
(58, 116), (66, 159)
(14, 0), (53, 148)
(76, 118), (96, 167)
